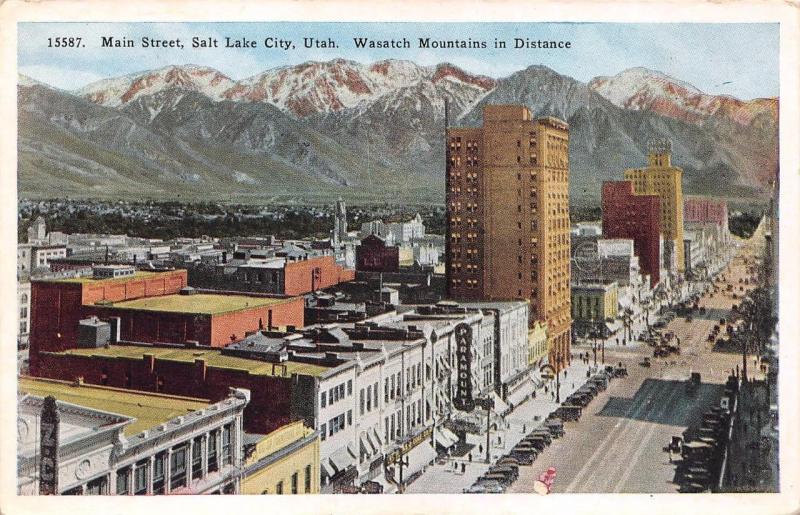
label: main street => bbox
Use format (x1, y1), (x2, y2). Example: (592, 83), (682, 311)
(508, 230), (767, 493)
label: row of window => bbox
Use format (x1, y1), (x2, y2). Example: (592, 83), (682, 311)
(320, 379), (352, 408)
(359, 381), (379, 415)
(320, 410), (353, 441)
(269, 465), (312, 494)
(116, 424), (231, 495)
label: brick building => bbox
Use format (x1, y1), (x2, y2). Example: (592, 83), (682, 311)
(623, 140), (685, 273)
(189, 254), (354, 296)
(355, 235), (399, 273)
(446, 105), (572, 368)
(684, 196), (729, 229)
(602, 181), (662, 288)
(28, 269), (304, 376)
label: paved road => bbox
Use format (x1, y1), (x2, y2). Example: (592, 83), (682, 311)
(510, 234), (766, 494)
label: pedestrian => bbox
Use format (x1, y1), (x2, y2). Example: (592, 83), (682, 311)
(468, 453), (472, 462)
(572, 382), (575, 389)
(461, 463), (466, 473)
(479, 444), (483, 454)
(544, 386), (548, 394)
(523, 424), (526, 433)
(532, 390), (536, 399)
(454, 461), (458, 471)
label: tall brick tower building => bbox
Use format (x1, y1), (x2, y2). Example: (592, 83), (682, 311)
(446, 105), (571, 368)
(624, 140), (685, 274)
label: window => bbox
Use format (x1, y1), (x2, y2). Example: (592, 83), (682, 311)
(134, 461), (148, 495)
(347, 380), (352, 395)
(153, 452), (166, 494)
(347, 410), (352, 426)
(116, 467), (130, 495)
(360, 389), (365, 415)
(366, 385), (372, 411)
(320, 423), (327, 441)
(329, 390), (334, 405)
(385, 417), (390, 442)
(385, 380), (389, 402)
(321, 392), (327, 408)
(373, 382), (378, 407)
(222, 424), (232, 466)
(305, 465), (312, 493)
(192, 436), (203, 478)
(339, 384), (345, 399)
(390, 375), (395, 399)
(291, 472), (299, 494)
(276, 481), (284, 495)
(170, 445), (187, 490)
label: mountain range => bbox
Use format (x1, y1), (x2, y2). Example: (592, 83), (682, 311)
(17, 59), (778, 205)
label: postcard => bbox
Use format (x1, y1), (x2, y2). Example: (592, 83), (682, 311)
(0, 1), (798, 514)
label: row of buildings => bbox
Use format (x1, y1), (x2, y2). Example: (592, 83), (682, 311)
(23, 261), (539, 494)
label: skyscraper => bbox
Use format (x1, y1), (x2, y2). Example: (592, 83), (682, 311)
(624, 140), (685, 274)
(446, 105), (571, 368)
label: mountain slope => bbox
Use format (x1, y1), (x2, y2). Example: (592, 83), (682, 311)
(19, 61), (777, 204)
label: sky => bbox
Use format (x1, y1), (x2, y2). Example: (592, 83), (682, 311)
(18, 22), (779, 100)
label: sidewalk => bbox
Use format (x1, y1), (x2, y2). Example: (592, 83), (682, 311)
(404, 359), (598, 493)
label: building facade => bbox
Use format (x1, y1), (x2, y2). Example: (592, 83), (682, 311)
(601, 180), (662, 288)
(623, 140), (685, 273)
(571, 282), (619, 337)
(241, 421), (320, 495)
(446, 104), (571, 369)
(18, 377), (248, 495)
(356, 235), (400, 273)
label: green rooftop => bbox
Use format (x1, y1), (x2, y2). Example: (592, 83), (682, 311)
(19, 376), (209, 437)
(100, 293), (288, 315)
(55, 345), (330, 378)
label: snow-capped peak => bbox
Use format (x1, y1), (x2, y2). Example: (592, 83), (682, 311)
(74, 64), (235, 107)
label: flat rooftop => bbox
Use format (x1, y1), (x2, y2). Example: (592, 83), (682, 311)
(52, 270), (165, 284)
(53, 345), (330, 377)
(18, 376), (209, 437)
(102, 293), (289, 315)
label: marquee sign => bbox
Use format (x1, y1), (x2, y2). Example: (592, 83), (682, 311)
(39, 396), (60, 495)
(385, 427), (434, 465)
(453, 323), (475, 412)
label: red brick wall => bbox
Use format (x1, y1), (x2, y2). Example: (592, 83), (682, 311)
(602, 181), (662, 288)
(283, 255), (352, 295)
(81, 306), (212, 345)
(81, 270), (187, 305)
(29, 270), (188, 375)
(356, 237), (400, 272)
(29, 282), (83, 375)
(210, 297), (304, 345)
(684, 197), (728, 226)
(36, 352), (299, 434)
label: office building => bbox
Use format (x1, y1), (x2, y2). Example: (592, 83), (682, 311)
(623, 139), (685, 273)
(446, 105), (571, 369)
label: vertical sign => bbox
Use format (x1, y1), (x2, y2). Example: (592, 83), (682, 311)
(39, 396), (60, 495)
(453, 323), (475, 412)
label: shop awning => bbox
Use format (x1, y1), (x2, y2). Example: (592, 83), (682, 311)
(364, 431), (378, 456)
(506, 382), (532, 407)
(321, 459), (335, 479)
(371, 427), (383, 449)
(329, 445), (356, 474)
(403, 441), (437, 478)
(491, 392), (510, 413)
(434, 427), (458, 448)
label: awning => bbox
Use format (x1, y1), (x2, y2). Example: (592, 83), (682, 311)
(321, 459), (335, 479)
(506, 383), (532, 407)
(491, 392), (510, 413)
(434, 427), (458, 448)
(364, 431), (378, 456)
(329, 445), (356, 474)
(371, 427), (383, 449)
(402, 441), (437, 478)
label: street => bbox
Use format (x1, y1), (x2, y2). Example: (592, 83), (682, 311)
(507, 232), (766, 494)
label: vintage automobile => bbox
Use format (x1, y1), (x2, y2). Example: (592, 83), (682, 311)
(555, 405), (582, 421)
(528, 429), (553, 445)
(640, 357), (651, 367)
(544, 418), (565, 438)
